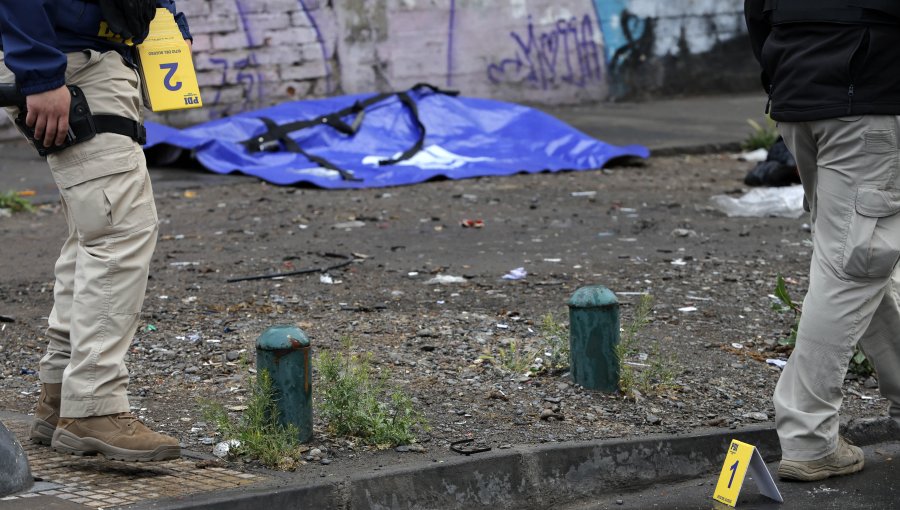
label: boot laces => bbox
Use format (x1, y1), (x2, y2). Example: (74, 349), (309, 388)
(115, 412), (144, 428)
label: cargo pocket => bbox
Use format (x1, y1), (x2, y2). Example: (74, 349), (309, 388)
(842, 187), (900, 278)
(51, 139), (156, 245)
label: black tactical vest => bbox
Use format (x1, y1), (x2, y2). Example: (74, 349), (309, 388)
(764, 0), (900, 25)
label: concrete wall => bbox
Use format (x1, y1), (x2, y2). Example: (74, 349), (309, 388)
(0, 0), (755, 139)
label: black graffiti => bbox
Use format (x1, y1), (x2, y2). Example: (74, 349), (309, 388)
(488, 14), (603, 90)
(608, 10), (655, 73)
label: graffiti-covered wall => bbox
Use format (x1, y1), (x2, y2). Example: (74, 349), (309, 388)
(595, 0), (754, 99)
(0, 0), (756, 139)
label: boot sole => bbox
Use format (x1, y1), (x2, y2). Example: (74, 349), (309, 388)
(777, 459), (864, 482)
(52, 428), (180, 462)
(30, 418), (56, 446)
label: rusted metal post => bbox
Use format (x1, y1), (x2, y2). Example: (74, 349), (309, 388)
(255, 325), (313, 442)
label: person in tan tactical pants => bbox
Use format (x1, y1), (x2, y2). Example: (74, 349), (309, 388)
(774, 117), (900, 480)
(745, 0), (900, 482)
(0, 49), (180, 462)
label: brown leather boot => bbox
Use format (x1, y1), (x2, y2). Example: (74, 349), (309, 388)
(30, 383), (61, 445)
(51, 413), (180, 462)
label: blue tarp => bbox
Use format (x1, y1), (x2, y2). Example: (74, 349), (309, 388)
(145, 89), (649, 189)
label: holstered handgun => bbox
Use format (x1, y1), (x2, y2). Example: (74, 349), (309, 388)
(0, 84), (97, 157)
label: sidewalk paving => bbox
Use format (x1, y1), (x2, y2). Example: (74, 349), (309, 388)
(1, 409), (897, 510)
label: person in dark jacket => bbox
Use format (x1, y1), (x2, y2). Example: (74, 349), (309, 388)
(0, 1), (192, 461)
(745, 0), (900, 482)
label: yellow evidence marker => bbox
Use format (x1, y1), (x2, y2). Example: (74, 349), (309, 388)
(136, 8), (202, 111)
(713, 439), (783, 507)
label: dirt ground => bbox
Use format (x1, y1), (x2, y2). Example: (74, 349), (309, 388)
(0, 153), (889, 472)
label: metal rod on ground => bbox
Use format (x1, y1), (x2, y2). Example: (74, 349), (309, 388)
(227, 255), (353, 283)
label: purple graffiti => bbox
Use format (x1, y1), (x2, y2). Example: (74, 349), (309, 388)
(298, 0), (333, 94)
(487, 14), (603, 90)
(447, 0), (457, 87)
(208, 0), (265, 116)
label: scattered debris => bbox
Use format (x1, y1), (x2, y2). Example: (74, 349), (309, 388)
(502, 267), (527, 280)
(450, 438), (491, 456)
(460, 219), (484, 228)
(213, 439), (241, 458)
(227, 252), (355, 283)
(425, 275), (467, 284)
(710, 185), (805, 218)
(333, 220), (366, 229)
(766, 359), (787, 369)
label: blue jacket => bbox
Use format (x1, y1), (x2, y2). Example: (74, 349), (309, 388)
(0, 1), (191, 95)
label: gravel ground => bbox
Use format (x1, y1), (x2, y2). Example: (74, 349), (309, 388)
(0, 153), (889, 472)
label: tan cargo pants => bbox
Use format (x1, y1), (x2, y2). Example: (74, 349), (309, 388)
(0, 50), (158, 418)
(777, 115), (900, 461)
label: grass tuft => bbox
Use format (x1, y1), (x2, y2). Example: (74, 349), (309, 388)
(316, 338), (426, 447)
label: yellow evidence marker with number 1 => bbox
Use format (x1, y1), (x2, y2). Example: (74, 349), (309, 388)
(713, 439), (783, 507)
(136, 8), (202, 111)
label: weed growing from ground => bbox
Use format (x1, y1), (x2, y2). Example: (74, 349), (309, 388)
(615, 295), (674, 397)
(0, 191), (35, 213)
(538, 312), (569, 371)
(771, 274), (873, 376)
(742, 117), (779, 151)
(200, 369), (303, 468)
(771, 274), (801, 347)
(316, 338), (425, 447)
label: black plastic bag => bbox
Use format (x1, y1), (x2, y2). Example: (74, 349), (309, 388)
(744, 137), (800, 187)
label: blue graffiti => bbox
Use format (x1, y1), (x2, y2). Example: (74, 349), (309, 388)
(593, 0), (648, 66)
(488, 14), (603, 90)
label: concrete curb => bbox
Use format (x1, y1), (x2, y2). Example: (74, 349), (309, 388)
(129, 417), (897, 510)
(650, 141), (743, 157)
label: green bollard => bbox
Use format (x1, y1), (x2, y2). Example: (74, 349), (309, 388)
(568, 285), (620, 392)
(256, 325), (313, 443)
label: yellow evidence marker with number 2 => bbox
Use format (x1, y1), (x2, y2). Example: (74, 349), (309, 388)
(136, 8), (202, 111)
(713, 439), (783, 507)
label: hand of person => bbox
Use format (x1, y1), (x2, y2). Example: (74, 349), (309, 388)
(25, 86), (71, 148)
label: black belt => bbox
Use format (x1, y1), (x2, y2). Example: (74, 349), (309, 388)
(94, 115), (147, 145)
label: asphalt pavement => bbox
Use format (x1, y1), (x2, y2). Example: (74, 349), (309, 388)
(568, 441), (900, 510)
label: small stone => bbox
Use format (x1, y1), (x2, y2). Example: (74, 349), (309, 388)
(395, 445), (409, 453)
(864, 377), (879, 389)
(672, 228), (697, 238)
(226, 350), (241, 362)
(616, 499), (624, 505)
(646, 414), (662, 425)
(320, 458), (332, 465)
(498, 444), (512, 449)
(746, 412), (768, 421)
(309, 448), (322, 458)
(407, 444), (427, 453)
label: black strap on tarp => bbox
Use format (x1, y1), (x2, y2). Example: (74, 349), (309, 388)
(240, 83), (458, 181)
